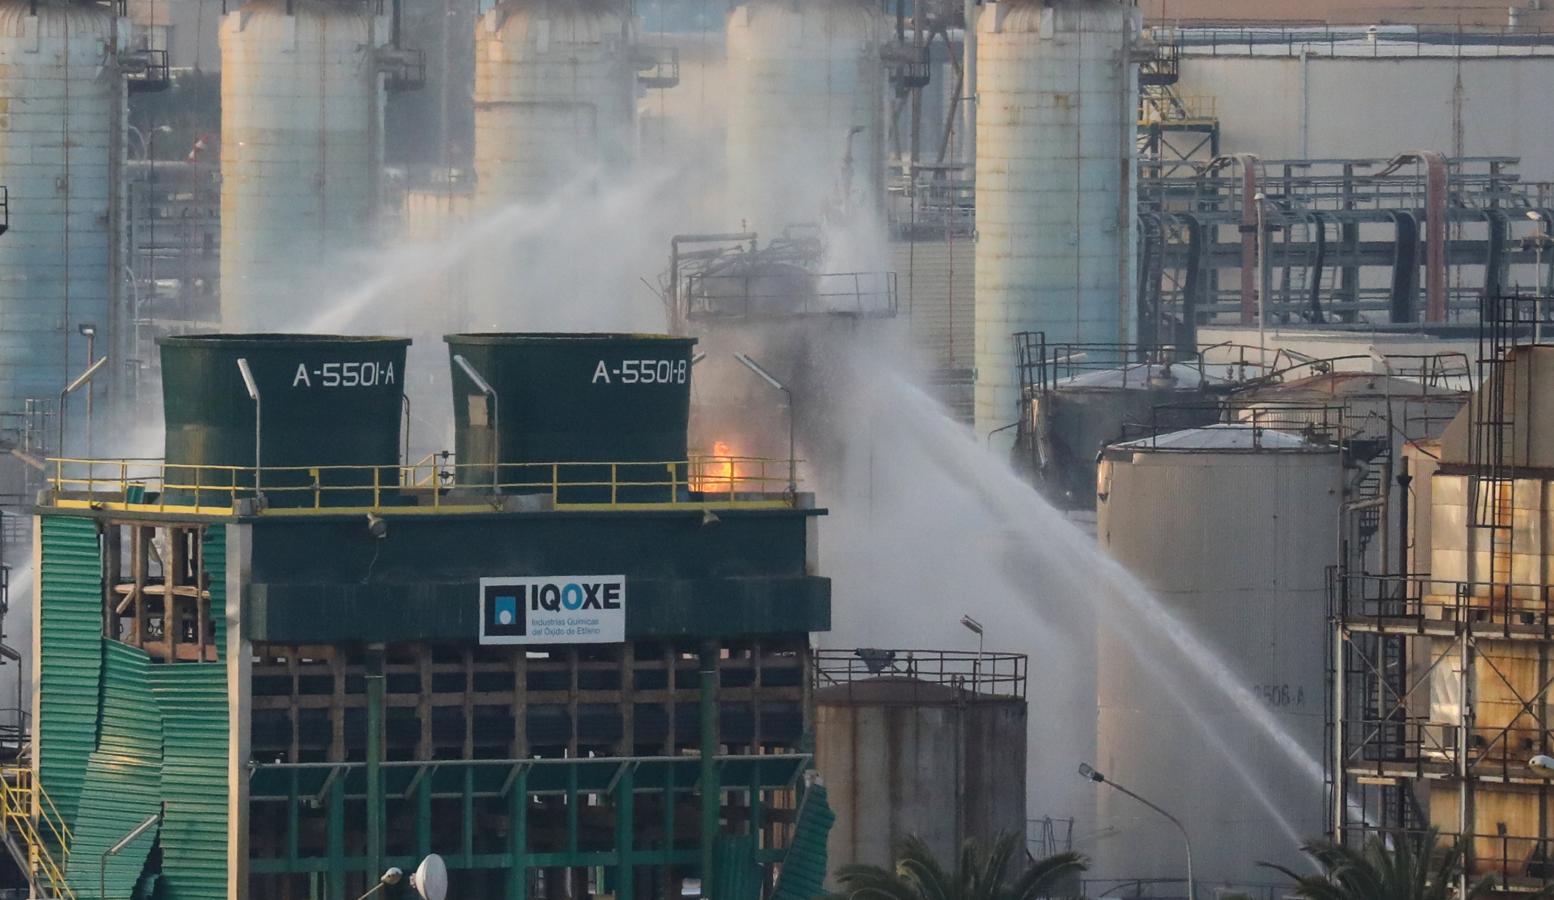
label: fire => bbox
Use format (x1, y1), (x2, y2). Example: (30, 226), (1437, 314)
(693, 439), (742, 494)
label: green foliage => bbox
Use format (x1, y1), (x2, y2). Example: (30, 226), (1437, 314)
(827, 832), (1087, 900)
(1263, 829), (1554, 900)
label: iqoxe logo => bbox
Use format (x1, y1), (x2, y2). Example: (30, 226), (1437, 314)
(479, 575), (626, 645)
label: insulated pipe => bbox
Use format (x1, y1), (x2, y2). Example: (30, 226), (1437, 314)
(1237, 154), (1261, 325)
(1378, 151), (1448, 322)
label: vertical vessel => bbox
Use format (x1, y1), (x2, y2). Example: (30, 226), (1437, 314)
(723, 0), (885, 234)
(973, 0), (1138, 443)
(472, 0), (636, 207)
(220, 0), (381, 329)
(0, 0), (120, 413)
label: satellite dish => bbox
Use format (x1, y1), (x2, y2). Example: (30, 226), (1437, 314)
(411, 854), (448, 900)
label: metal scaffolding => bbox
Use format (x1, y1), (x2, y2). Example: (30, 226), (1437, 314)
(1331, 294), (1554, 893)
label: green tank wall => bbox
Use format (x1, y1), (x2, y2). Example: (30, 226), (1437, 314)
(445, 333), (696, 500)
(160, 334), (410, 507)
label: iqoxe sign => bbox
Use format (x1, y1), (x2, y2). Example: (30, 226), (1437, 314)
(479, 576), (626, 645)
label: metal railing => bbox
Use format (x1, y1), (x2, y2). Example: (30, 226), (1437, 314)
(811, 649), (1027, 699)
(1080, 877), (1299, 899)
(684, 271), (897, 319)
(1175, 25), (1554, 58)
(45, 453), (801, 515)
(1116, 402), (1347, 451)
(0, 766), (75, 900)
(1337, 573), (1554, 639)
(1339, 825), (1554, 892)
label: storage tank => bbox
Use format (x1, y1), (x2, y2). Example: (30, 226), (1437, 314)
(160, 334), (410, 507)
(444, 333), (696, 500)
(220, 0), (381, 330)
(1094, 423), (1340, 886)
(472, 0), (636, 207)
(0, 0), (119, 415)
(974, 0), (1139, 444)
(813, 649), (1028, 873)
(1030, 361), (1229, 510)
(724, 0), (885, 234)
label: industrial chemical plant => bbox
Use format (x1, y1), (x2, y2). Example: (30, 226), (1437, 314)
(0, 0), (1551, 898)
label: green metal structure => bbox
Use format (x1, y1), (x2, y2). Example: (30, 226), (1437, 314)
(29, 332), (832, 900)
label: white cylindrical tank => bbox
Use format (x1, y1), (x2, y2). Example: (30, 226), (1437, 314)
(1094, 424), (1340, 887)
(974, 0), (1138, 442)
(0, 0), (118, 412)
(472, 0), (635, 208)
(220, 0), (380, 330)
(724, 0), (885, 234)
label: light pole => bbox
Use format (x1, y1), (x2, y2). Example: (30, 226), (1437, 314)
(453, 354), (499, 494)
(100, 812), (160, 900)
(1079, 763), (1195, 900)
(1527, 210), (1550, 343)
(78, 323), (97, 456)
(734, 353), (796, 496)
(354, 867), (404, 900)
(236, 358), (261, 504)
(960, 615), (984, 690)
(57, 355), (109, 462)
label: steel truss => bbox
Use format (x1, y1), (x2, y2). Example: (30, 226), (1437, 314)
(1139, 156), (1554, 345)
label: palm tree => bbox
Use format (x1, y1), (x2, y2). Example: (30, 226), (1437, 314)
(828, 832), (1087, 900)
(1264, 829), (1554, 900)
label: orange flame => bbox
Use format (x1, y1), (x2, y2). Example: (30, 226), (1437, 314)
(693, 440), (740, 494)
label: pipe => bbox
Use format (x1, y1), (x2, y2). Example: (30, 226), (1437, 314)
(698, 641), (718, 890)
(1378, 151), (1448, 322)
(1397, 455), (1411, 575)
(366, 647), (385, 889)
(1236, 154), (1261, 325)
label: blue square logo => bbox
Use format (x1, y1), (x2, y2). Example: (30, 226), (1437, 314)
(483, 583), (527, 639)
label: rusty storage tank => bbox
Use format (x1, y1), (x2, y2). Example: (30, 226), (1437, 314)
(160, 334), (410, 507)
(814, 649), (1028, 872)
(445, 333), (697, 500)
(1094, 423), (1341, 885)
(1029, 359), (1230, 510)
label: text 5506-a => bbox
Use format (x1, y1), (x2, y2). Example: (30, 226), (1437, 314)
(292, 362), (398, 388)
(592, 359), (688, 385)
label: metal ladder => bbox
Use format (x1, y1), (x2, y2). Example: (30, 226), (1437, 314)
(0, 766), (76, 899)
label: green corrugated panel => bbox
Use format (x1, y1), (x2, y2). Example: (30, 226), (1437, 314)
(770, 785), (835, 900)
(149, 662), (228, 900)
(38, 515), (105, 826)
(712, 836), (762, 900)
(201, 528), (226, 659)
(65, 642), (163, 900)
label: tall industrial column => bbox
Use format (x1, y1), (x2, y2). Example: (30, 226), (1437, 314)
(973, 0), (1139, 445)
(0, 0), (123, 429)
(219, 0), (384, 330)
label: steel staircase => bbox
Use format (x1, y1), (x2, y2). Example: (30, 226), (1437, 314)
(0, 766), (75, 899)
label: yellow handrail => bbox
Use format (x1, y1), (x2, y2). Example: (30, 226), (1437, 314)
(0, 767), (76, 900)
(43, 454), (804, 515)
